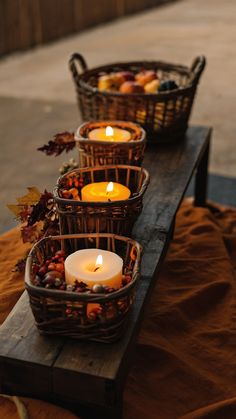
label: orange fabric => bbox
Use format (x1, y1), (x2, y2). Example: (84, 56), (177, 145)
(0, 395), (78, 419)
(0, 200), (236, 418)
(124, 200), (236, 419)
(0, 226), (30, 324)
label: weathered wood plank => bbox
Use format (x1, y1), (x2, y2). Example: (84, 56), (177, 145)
(135, 126), (211, 237)
(0, 292), (65, 396)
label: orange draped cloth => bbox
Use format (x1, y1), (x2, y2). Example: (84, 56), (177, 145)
(0, 200), (236, 418)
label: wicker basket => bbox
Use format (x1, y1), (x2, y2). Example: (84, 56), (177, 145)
(53, 165), (149, 236)
(69, 53), (206, 143)
(75, 120), (146, 167)
(25, 233), (142, 342)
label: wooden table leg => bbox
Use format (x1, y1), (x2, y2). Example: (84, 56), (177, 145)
(194, 134), (211, 207)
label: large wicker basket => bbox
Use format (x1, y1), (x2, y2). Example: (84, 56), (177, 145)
(25, 233), (142, 342)
(69, 53), (206, 143)
(75, 120), (146, 167)
(53, 165), (149, 236)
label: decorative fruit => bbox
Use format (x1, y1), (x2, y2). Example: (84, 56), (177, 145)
(98, 74), (115, 91)
(135, 70), (158, 86)
(116, 71), (135, 83)
(119, 81), (144, 94)
(144, 79), (160, 93)
(159, 79), (178, 91)
(44, 270), (63, 281)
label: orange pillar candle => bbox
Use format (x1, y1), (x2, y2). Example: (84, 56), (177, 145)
(81, 181), (131, 202)
(88, 125), (131, 142)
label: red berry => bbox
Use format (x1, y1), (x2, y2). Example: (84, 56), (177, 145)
(38, 265), (47, 276)
(56, 250), (65, 258)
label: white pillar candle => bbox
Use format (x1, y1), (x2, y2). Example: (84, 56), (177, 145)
(65, 248), (123, 290)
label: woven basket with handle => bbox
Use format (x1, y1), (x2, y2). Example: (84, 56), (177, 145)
(69, 53), (206, 143)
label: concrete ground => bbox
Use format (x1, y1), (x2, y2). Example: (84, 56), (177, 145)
(0, 0), (236, 233)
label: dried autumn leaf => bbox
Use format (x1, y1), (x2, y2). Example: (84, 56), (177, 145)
(13, 257), (27, 272)
(54, 132), (75, 144)
(21, 225), (38, 243)
(38, 132), (75, 156)
(17, 187), (41, 206)
(7, 204), (23, 219)
(27, 190), (54, 226)
(19, 206), (31, 222)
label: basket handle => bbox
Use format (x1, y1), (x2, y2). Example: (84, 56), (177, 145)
(69, 53), (88, 81)
(190, 55), (206, 85)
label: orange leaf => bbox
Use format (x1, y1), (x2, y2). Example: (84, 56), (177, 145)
(16, 187), (41, 206)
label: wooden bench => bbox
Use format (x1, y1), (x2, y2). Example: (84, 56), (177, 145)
(0, 126), (211, 418)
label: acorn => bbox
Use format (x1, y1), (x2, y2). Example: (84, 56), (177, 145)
(44, 270), (63, 281)
(92, 284), (105, 294)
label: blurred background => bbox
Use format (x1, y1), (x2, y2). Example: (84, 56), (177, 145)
(0, 0), (235, 232)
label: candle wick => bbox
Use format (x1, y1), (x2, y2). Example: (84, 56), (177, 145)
(94, 266), (100, 272)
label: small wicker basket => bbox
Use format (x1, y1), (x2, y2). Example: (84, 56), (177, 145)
(25, 233), (142, 342)
(69, 53), (206, 143)
(53, 165), (149, 236)
(75, 120), (146, 167)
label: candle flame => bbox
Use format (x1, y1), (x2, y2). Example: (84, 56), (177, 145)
(106, 182), (114, 194)
(95, 254), (103, 270)
(105, 126), (114, 137)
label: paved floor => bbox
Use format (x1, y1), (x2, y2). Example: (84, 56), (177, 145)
(0, 0), (236, 232)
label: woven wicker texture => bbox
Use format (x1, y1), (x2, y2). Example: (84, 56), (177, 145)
(25, 233), (141, 342)
(76, 120), (146, 167)
(69, 54), (206, 143)
(53, 165), (149, 236)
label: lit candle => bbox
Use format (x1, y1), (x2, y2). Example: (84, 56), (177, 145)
(65, 249), (123, 290)
(88, 125), (131, 142)
(81, 181), (131, 202)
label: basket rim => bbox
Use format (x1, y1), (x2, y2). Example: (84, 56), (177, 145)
(75, 59), (196, 98)
(25, 232), (142, 301)
(53, 164), (150, 206)
(75, 120), (146, 146)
